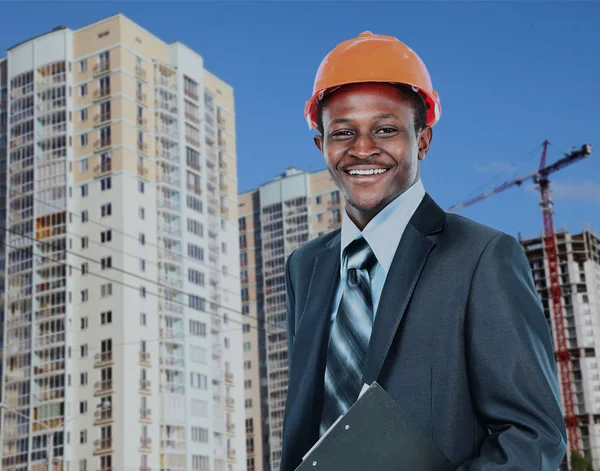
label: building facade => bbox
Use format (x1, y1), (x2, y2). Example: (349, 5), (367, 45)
(238, 167), (343, 471)
(0, 14), (245, 471)
(520, 228), (600, 468)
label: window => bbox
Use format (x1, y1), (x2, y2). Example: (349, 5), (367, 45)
(221, 242), (227, 254)
(101, 257), (112, 269)
(189, 320), (206, 337)
(101, 283), (112, 297)
(139, 207), (145, 219)
(188, 269), (204, 286)
(80, 158), (88, 172)
(317, 213), (323, 222)
(140, 286), (146, 298)
(139, 259), (146, 272)
(101, 203), (112, 217)
(80, 373), (88, 386)
(189, 295), (205, 312)
(316, 195), (322, 204)
(187, 244), (204, 261)
(80, 133), (88, 147)
(243, 342), (251, 352)
(81, 263), (88, 275)
(81, 184), (88, 197)
(139, 181), (145, 193)
(81, 291), (88, 303)
(224, 337), (230, 349)
(140, 312), (147, 325)
(190, 373), (208, 390)
(101, 311), (112, 325)
(245, 399), (253, 409)
(81, 210), (88, 222)
(239, 217), (246, 231)
(187, 218), (203, 237)
(100, 177), (111, 191)
(191, 427), (209, 443)
(79, 59), (87, 73)
(187, 194), (202, 213)
(80, 430), (87, 444)
(139, 233), (145, 245)
(101, 230), (112, 243)
(80, 84), (87, 97)
(80, 109), (88, 121)
(80, 344), (88, 357)
(79, 401), (87, 414)
(190, 346), (207, 363)
(81, 236), (89, 249)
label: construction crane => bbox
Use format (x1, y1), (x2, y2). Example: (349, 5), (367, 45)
(447, 140), (593, 458)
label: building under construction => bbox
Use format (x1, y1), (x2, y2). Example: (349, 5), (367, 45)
(520, 227), (600, 468)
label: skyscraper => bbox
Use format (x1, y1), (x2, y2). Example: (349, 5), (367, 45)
(520, 227), (600, 468)
(0, 13), (245, 471)
(238, 167), (343, 471)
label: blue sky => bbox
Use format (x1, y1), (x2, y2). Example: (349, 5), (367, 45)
(2, 1), (598, 240)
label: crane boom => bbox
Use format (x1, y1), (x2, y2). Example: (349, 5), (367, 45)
(447, 143), (593, 213)
(447, 141), (594, 462)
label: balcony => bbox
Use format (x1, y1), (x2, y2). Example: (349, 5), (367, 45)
(160, 355), (185, 368)
(220, 183), (229, 193)
(95, 379), (113, 396)
(135, 66), (147, 80)
(93, 61), (110, 75)
(94, 87), (111, 99)
(140, 407), (152, 421)
(137, 164), (148, 179)
(137, 116), (147, 129)
(159, 301), (184, 316)
(137, 141), (148, 154)
(227, 449), (236, 461)
(95, 351), (113, 367)
(94, 138), (112, 151)
(219, 160), (228, 171)
(139, 351), (151, 365)
(136, 92), (147, 105)
(140, 437), (152, 449)
(161, 328), (185, 342)
(94, 112), (111, 125)
(94, 407), (113, 425)
(185, 112), (200, 124)
(37, 122), (67, 139)
(186, 136), (201, 148)
(140, 379), (151, 393)
(225, 397), (235, 410)
(94, 437), (112, 454)
(226, 422), (235, 434)
(158, 199), (180, 212)
(225, 372), (234, 385)
(187, 184), (202, 197)
(94, 162), (112, 177)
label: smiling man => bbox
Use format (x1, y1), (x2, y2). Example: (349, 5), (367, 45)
(279, 32), (568, 470)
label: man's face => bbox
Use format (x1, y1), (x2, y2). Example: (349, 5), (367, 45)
(314, 83), (432, 228)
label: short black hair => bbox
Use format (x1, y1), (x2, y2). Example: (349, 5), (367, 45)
(315, 84), (428, 136)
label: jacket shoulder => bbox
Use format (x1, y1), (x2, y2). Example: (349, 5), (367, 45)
(288, 228), (340, 268)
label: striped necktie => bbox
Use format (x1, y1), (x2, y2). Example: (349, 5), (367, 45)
(320, 236), (378, 435)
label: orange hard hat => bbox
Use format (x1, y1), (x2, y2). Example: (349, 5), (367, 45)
(304, 31), (441, 131)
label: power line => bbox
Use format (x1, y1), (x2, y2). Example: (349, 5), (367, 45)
(12, 191), (241, 282)
(0, 235), (274, 338)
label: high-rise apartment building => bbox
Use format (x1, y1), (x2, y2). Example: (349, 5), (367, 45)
(238, 167), (343, 471)
(520, 228), (600, 468)
(0, 13), (245, 471)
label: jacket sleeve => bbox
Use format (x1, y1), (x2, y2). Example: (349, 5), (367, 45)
(285, 249), (297, 366)
(455, 233), (567, 470)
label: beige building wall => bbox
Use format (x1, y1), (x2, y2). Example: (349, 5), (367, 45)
(0, 13), (244, 471)
(238, 167), (343, 471)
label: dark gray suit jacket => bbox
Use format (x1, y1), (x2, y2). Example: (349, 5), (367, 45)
(280, 193), (567, 471)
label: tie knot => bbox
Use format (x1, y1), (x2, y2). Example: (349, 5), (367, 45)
(345, 237), (377, 273)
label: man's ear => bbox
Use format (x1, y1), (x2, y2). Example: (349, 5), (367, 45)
(314, 135), (324, 154)
(418, 127), (432, 161)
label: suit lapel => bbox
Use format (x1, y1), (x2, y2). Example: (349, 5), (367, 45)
(283, 233), (341, 465)
(362, 193), (445, 385)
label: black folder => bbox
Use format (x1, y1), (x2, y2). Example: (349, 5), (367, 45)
(295, 382), (454, 471)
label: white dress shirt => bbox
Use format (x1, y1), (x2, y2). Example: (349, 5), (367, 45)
(329, 179), (426, 324)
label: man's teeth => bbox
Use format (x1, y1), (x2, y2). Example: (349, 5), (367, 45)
(348, 168), (388, 176)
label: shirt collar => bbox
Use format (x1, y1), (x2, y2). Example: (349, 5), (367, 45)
(340, 179), (426, 274)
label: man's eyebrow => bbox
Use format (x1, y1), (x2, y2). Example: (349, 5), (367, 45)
(330, 114), (398, 126)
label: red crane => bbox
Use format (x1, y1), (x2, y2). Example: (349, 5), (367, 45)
(448, 140), (593, 458)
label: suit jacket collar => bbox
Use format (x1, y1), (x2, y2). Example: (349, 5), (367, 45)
(282, 192), (445, 471)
